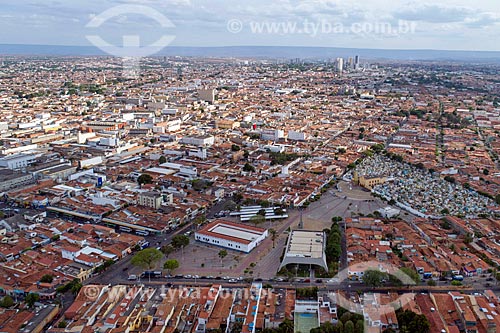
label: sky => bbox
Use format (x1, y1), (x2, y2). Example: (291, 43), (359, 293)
(0, 0), (499, 51)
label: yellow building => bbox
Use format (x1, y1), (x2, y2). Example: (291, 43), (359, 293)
(215, 119), (240, 129)
(355, 172), (386, 190)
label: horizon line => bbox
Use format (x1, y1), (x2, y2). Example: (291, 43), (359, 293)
(1, 43), (500, 54)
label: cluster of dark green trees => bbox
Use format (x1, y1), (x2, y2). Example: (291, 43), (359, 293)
(306, 308), (429, 333)
(296, 287), (318, 300)
(310, 309), (364, 333)
(260, 318), (294, 333)
(55, 278), (83, 295)
(324, 217), (342, 269)
(383, 309), (430, 333)
(269, 152), (300, 165)
(362, 267), (420, 288)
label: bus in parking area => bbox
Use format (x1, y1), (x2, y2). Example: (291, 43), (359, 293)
(141, 271), (162, 279)
(136, 230), (150, 236)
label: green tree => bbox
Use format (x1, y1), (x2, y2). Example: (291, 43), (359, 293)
(250, 214), (265, 227)
(171, 235), (190, 250)
(191, 179), (209, 191)
(340, 311), (352, 323)
(363, 270), (387, 287)
(0, 296), (14, 308)
(161, 244), (175, 256)
(233, 193), (243, 203)
(159, 156), (167, 164)
(355, 319), (364, 333)
(40, 274), (54, 283)
(218, 250), (228, 266)
(408, 314), (430, 333)
(25, 293), (40, 308)
(444, 175), (455, 183)
(440, 208), (450, 215)
(230, 322), (243, 333)
(58, 321), (68, 328)
(269, 228), (277, 248)
(274, 207), (284, 215)
(259, 200), (271, 208)
(464, 233), (473, 244)
(131, 248), (163, 270)
(344, 320), (355, 333)
(163, 259), (180, 274)
(231, 144), (240, 151)
(400, 267), (420, 285)
(243, 163), (256, 172)
(70, 279), (83, 295)
(137, 173), (153, 185)
(397, 310), (430, 333)
(193, 215), (206, 230)
(278, 318), (294, 333)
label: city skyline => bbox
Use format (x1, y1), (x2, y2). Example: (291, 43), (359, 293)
(1, 0), (500, 51)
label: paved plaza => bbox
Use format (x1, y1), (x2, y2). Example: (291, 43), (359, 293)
(170, 187), (387, 278)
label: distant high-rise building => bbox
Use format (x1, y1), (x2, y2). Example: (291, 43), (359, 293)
(336, 58), (344, 74)
(347, 57), (353, 69)
(354, 55), (360, 69)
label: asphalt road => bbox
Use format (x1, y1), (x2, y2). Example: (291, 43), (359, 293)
(99, 276), (500, 295)
(85, 222), (194, 285)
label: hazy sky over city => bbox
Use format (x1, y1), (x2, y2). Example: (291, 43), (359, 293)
(1, 0), (499, 51)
